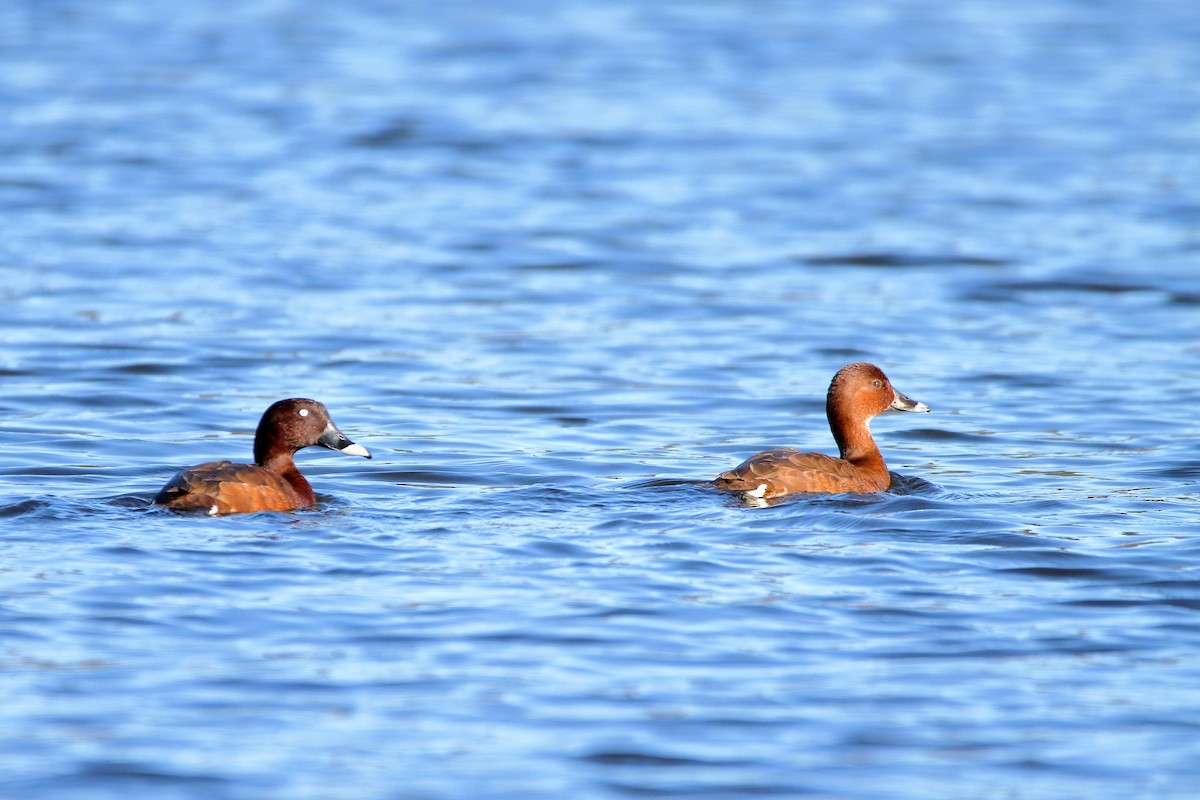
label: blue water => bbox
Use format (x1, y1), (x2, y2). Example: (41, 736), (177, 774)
(3, 1), (1200, 797)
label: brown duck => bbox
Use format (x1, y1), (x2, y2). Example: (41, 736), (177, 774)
(711, 363), (929, 500)
(154, 398), (371, 515)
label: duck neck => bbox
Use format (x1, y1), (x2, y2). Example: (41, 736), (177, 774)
(827, 401), (884, 468)
(259, 447), (315, 504)
(253, 417), (281, 466)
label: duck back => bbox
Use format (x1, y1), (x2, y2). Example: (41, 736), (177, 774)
(154, 460), (313, 515)
(712, 448), (891, 498)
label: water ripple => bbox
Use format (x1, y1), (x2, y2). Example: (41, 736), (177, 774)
(4, 1), (1200, 798)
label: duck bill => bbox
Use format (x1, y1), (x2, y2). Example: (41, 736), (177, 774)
(318, 423), (372, 458)
(890, 389), (931, 413)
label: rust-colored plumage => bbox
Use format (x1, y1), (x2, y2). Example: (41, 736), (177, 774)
(153, 398), (370, 515)
(711, 363), (929, 500)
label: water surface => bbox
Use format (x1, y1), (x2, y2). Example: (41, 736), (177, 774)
(3, 1), (1200, 798)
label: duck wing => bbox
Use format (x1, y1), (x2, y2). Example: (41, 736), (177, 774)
(712, 448), (888, 497)
(153, 461), (307, 514)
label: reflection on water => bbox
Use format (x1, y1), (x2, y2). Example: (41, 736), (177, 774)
(3, 1), (1200, 798)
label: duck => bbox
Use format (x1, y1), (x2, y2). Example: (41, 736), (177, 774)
(153, 398), (371, 515)
(711, 362), (928, 499)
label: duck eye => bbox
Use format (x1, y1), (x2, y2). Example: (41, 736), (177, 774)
(298, 408), (310, 417)
(872, 379), (883, 389)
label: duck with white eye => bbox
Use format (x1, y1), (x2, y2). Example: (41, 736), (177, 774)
(154, 398), (371, 515)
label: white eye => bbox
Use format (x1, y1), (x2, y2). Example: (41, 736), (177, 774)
(299, 408), (309, 417)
